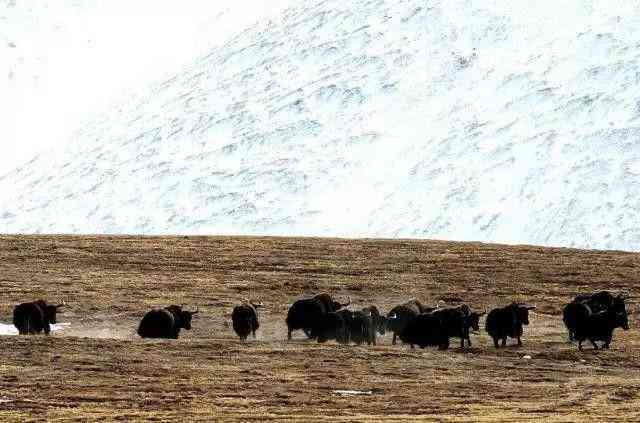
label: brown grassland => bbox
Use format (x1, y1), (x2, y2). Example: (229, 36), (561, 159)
(0, 235), (638, 422)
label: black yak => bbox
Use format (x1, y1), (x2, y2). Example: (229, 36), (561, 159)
(485, 303), (535, 348)
(563, 291), (628, 341)
(433, 304), (484, 348)
(232, 301), (263, 341)
(13, 300), (64, 335)
(335, 308), (374, 345)
(362, 305), (387, 337)
(311, 311), (349, 344)
(137, 305), (198, 339)
(572, 306), (629, 350)
(352, 305), (387, 345)
(286, 293), (350, 340)
(563, 293), (629, 350)
(386, 299), (435, 345)
(398, 312), (449, 350)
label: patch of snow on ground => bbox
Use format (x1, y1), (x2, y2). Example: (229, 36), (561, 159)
(0, 323), (71, 336)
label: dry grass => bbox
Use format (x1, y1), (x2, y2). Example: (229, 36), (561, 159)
(0, 235), (638, 421)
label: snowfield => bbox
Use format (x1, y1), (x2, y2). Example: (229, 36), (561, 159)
(2, 0), (640, 251)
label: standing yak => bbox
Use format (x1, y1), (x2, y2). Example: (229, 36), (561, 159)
(563, 291), (627, 342)
(398, 312), (450, 350)
(563, 291), (629, 349)
(13, 300), (64, 335)
(433, 304), (485, 348)
(312, 311), (349, 344)
(137, 305), (198, 339)
(386, 299), (435, 345)
(358, 305), (387, 345)
(286, 293), (350, 340)
(232, 301), (263, 341)
(485, 303), (535, 348)
(571, 305), (629, 350)
(333, 305), (386, 345)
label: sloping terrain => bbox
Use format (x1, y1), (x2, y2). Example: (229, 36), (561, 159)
(2, 0), (640, 250)
(0, 235), (638, 421)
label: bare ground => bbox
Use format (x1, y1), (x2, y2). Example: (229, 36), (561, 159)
(0, 235), (638, 422)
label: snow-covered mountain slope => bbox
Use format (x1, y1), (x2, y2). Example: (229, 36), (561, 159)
(2, 0), (640, 251)
(0, 0), (296, 173)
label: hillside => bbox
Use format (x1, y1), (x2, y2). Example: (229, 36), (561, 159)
(1, 0), (640, 250)
(0, 235), (638, 420)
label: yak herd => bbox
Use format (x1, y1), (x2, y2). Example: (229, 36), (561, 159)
(10, 290), (631, 351)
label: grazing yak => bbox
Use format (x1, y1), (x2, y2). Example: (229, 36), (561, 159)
(137, 305), (199, 339)
(387, 299), (435, 345)
(286, 293), (350, 340)
(563, 291), (627, 341)
(398, 312), (449, 350)
(485, 303), (535, 348)
(433, 304), (485, 348)
(13, 300), (64, 335)
(232, 301), (263, 341)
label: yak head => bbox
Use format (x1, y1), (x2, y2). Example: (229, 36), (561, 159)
(513, 303), (535, 325)
(615, 309), (630, 331)
(612, 294), (630, 330)
(166, 305), (199, 330)
(370, 306), (387, 335)
(45, 303), (65, 324)
(361, 305), (386, 335)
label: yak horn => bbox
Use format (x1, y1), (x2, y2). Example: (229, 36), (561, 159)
(526, 305), (537, 310)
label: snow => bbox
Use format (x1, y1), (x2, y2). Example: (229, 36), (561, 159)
(2, 0), (640, 251)
(0, 322), (70, 336)
(0, 0), (297, 174)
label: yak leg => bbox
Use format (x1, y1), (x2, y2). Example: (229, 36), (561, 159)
(392, 333), (397, 345)
(44, 323), (51, 335)
(578, 340), (583, 350)
(517, 336), (523, 347)
(410, 344), (415, 349)
(252, 329), (256, 339)
(287, 328), (292, 340)
(493, 337), (499, 348)
(467, 336), (472, 347)
(501, 337), (507, 347)
(589, 339), (599, 350)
